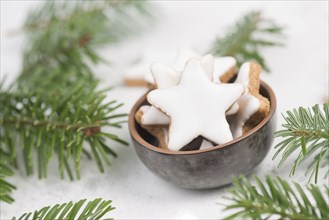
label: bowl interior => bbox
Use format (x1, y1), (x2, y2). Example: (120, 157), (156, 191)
(129, 80), (276, 155)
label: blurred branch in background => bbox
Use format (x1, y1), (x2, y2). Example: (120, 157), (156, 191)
(0, 0), (155, 203)
(211, 11), (284, 72)
(19, 0), (155, 90)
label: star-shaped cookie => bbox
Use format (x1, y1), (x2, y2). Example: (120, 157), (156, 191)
(141, 54), (213, 125)
(147, 58), (244, 150)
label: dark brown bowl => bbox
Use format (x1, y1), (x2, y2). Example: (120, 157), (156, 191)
(128, 81), (276, 189)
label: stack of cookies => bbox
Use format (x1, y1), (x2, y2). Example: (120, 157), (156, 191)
(134, 49), (270, 151)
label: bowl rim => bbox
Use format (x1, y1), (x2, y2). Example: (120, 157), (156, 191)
(128, 80), (276, 155)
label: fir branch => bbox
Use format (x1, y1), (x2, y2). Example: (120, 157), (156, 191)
(0, 157), (16, 204)
(0, 0), (154, 204)
(222, 176), (329, 220)
(0, 85), (17, 204)
(273, 103), (329, 183)
(12, 198), (115, 220)
(211, 11), (284, 72)
(0, 82), (128, 181)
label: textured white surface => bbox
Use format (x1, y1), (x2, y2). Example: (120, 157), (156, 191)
(1, 1), (328, 219)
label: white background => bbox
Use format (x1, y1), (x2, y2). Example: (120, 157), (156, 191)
(1, 1), (328, 219)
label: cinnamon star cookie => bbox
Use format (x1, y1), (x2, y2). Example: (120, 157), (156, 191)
(147, 58), (244, 150)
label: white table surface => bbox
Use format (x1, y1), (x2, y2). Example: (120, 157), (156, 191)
(1, 1), (328, 219)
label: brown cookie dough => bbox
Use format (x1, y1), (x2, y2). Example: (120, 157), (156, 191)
(124, 78), (148, 87)
(219, 65), (237, 83)
(242, 62), (270, 134)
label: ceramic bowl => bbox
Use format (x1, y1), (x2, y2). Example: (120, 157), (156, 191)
(128, 81), (276, 189)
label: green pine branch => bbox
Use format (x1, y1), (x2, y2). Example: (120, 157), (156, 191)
(12, 198), (115, 220)
(222, 176), (329, 220)
(0, 82), (127, 180)
(0, 0), (154, 204)
(210, 11), (284, 72)
(0, 155), (16, 204)
(273, 103), (329, 183)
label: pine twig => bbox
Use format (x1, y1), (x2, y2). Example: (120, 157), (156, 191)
(0, 82), (128, 181)
(0, 0), (154, 204)
(0, 158), (16, 204)
(211, 11), (284, 72)
(12, 198), (115, 220)
(222, 176), (329, 220)
(273, 103), (329, 183)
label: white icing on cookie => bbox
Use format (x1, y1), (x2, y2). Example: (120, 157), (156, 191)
(147, 58), (244, 150)
(230, 62), (261, 138)
(150, 63), (181, 89)
(199, 140), (214, 150)
(200, 54), (214, 80)
(150, 54), (214, 89)
(213, 56), (237, 83)
(139, 105), (170, 125)
(207, 55), (239, 115)
(139, 105), (150, 113)
(142, 54), (214, 126)
(171, 48), (200, 71)
(141, 64), (179, 126)
(226, 102), (239, 115)
(145, 48), (200, 85)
